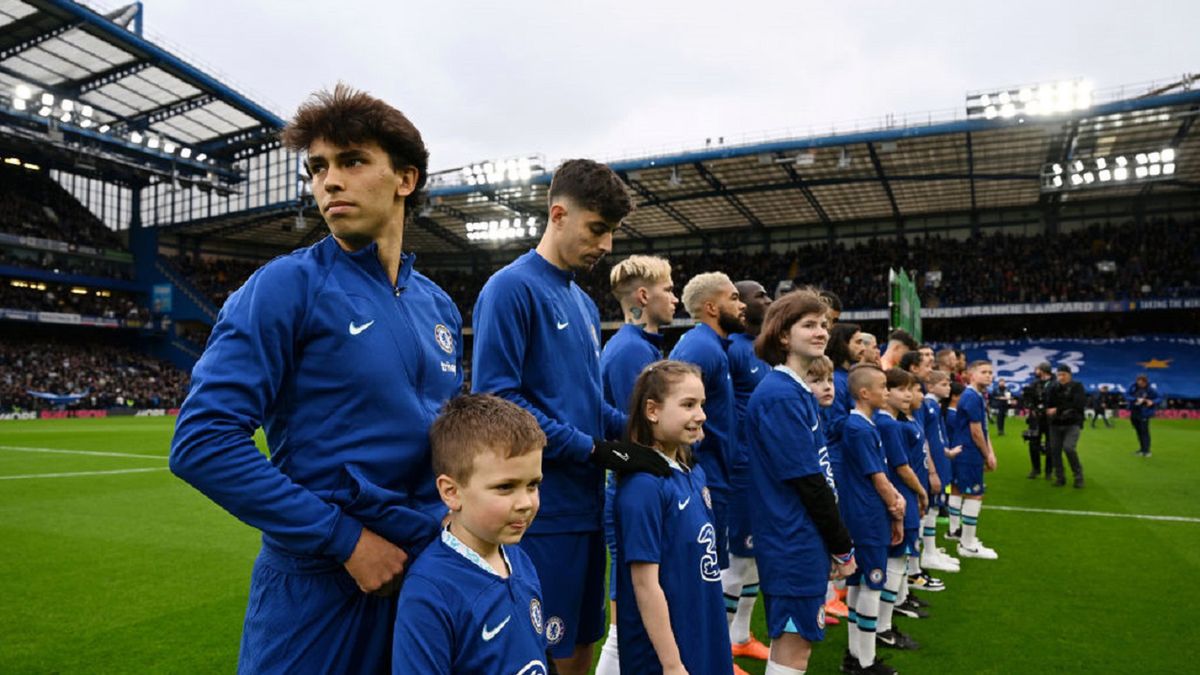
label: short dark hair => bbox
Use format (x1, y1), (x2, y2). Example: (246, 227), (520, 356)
(825, 322), (862, 369)
(282, 83), (430, 219)
(886, 367), (917, 389)
(430, 394), (546, 483)
(848, 363), (885, 402)
(899, 351), (923, 373)
(888, 329), (918, 350)
(949, 381), (966, 399)
(818, 289), (843, 312)
(548, 159), (634, 225)
(755, 289), (828, 366)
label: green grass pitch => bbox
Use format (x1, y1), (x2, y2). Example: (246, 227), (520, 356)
(1, 417), (1196, 673)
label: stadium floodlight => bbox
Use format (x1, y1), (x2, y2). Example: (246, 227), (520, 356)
(3, 157), (20, 165)
(80, 118), (92, 128)
(130, 131), (143, 144)
(1045, 146), (1176, 192)
(455, 155), (544, 187)
(37, 106), (51, 117)
(14, 84), (31, 100)
(163, 141), (177, 154)
(147, 136), (160, 150)
(59, 112), (71, 123)
(465, 216), (539, 243)
(967, 79), (1093, 120)
(23, 162), (39, 171)
(13, 98), (25, 111)
(40, 92), (54, 106)
(98, 124), (110, 133)
(61, 99), (74, 112)
(195, 153), (207, 161)
(180, 147), (192, 159)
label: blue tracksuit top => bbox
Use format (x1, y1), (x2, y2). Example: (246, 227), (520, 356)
(170, 236), (463, 563)
(728, 331), (769, 454)
(472, 249), (626, 534)
(601, 323), (665, 414)
(670, 322), (737, 494)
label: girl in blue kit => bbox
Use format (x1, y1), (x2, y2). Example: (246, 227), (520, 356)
(613, 360), (734, 675)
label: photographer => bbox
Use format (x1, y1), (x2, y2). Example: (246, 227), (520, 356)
(1045, 365), (1087, 488)
(991, 377), (1014, 436)
(1020, 363), (1053, 479)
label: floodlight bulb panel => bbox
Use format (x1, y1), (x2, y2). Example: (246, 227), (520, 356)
(14, 84), (31, 99)
(40, 93), (53, 105)
(1162, 148), (1176, 163)
(13, 98), (25, 111)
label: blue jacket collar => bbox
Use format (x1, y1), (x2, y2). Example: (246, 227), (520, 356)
(618, 322), (665, 348)
(694, 321), (732, 350)
(523, 249), (575, 285)
(335, 237), (417, 289)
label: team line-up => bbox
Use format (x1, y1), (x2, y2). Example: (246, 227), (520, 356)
(168, 84), (1130, 675)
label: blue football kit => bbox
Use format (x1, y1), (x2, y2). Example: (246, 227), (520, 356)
(393, 529), (548, 674)
(614, 459), (733, 674)
(840, 410), (891, 590)
(875, 411), (918, 555)
(472, 249), (626, 656)
(170, 237), (463, 673)
(726, 331), (769, 557)
(951, 387), (989, 495)
(922, 394), (951, 494)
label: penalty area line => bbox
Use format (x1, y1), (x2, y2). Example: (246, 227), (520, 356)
(0, 467), (169, 481)
(987, 504), (1200, 524)
(0, 445), (167, 460)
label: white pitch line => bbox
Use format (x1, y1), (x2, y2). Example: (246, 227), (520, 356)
(987, 504), (1200, 523)
(0, 467), (169, 481)
(0, 445), (167, 460)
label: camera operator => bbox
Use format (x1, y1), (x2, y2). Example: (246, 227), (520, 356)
(1046, 364), (1087, 488)
(991, 377), (1014, 436)
(1020, 363), (1053, 479)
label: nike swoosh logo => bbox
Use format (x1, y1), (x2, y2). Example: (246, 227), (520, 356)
(556, 321), (569, 330)
(348, 320), (375, 336)
(678, 497), (690, 510)
(614, 451), (629, 462)
(811, 421), (820, 431)
(481, 615), (510, 641)
(750, 367), (759, 373)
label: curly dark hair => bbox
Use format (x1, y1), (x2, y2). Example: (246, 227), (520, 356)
(548, 158), (633, 225)
(826, 322), (862, 369)
(281, 83), (429, 219)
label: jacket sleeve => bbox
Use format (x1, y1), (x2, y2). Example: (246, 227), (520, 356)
(471, 276), (594, 464)
(169, 261), (362, 562)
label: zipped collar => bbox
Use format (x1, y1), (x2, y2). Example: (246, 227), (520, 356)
(523, 249), (575, 286)
(335, 237), (417, 291)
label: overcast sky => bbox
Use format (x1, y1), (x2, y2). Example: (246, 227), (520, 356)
(128, 0), (1198, 171)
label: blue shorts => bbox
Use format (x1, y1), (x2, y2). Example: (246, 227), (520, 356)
(727, 468), (754, 558)
(952, 461), (987, 495)
(709, 489), (731, 570)
(845, 544), (888, 591)
(764, 593), (826, 642)
(241, 545), (394, 675)
(889, 528), (918, 558)
(519, 531), (607, 657)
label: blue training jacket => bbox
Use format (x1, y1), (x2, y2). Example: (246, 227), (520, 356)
(670, 322), (737, 494)
(472, 250), (626, 534)
(601, 323), (665, 414)
(170, 237), (463, 563)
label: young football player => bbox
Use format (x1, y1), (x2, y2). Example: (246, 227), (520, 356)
(806, 355), (851, 625)
(918, 370), (960, 573)
(949, 361), (999, 560)
(945, 381), (966, 540)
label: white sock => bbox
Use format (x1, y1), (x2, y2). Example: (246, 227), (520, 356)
(878, 556), (905, 632)
(731, 557), (759, 645)
(949, 494), (964, 533)
(962, 498), (982, 547)
(722, 555), (750, 631)
(765, 662), (806, 675)
(594, 624), (620, 675)
(921, 509), (938, 556)
(898, 568), (910, 605)
(906, 552), (921, 576)
(847, 584), (861, 657)
(855, 588), (881, 667)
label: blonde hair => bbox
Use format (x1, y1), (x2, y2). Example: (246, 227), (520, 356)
(609, 255), (672, 301)
(681, 271), (733, 319)
(806, 355), (835, 381)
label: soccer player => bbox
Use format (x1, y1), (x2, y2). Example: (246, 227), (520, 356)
(1129, 374), (1158, 456)
(596, 255), (677, 674)
(819, 289), (843, 324)
(393, 395), (549, 672)
(724, 279), (774, 662)
(841, 365), (905, 675)
(872, 369), (927, 651)
(669, 272), (746, 572)
(824, 322), (867, 472)
(917, 370), (960, 573)
(949, 361), (999, 560)
(471, 159), (670, 675)
(613, 360), (734, 674)
(859, 332), (881, 366)
(806, 354), (852, 626)
(746, 291), (856, 674)
(169, 85), (463, 673)
(944, 381), (966, 539)
(878, 329), (917, 371)
(934, 348), (957, 375)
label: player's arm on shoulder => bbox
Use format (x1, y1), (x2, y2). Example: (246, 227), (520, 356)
(393, 573), (455, 674)
(169, 259), (363, 561)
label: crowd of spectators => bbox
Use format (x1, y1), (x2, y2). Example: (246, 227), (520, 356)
(0, 278), (150, 322)
(0, 338), (189, 411)
(168, 255), (263, 309)
(0, 165), (123, 250)
(0, 247), (134, 280)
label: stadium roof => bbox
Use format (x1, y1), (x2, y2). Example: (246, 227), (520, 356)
(159, 75), (1199, 258)
(0, 0), (283, 186)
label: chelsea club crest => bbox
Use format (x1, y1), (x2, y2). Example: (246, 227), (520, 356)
(530, 598), (544, 635)
(434, 324), (455, 354)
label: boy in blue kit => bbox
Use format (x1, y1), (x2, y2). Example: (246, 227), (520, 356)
(724, 278), (775, 663)
(944, 382), (966, 539)
(472, 159), (669, 675)
(746, 291), (857, 675)
(614, 360), (734, 675)
(841, 365), (905, 675)
(596, 255), (677, 675)
(394, 395), (550, 673)
(170, 85), (462, 674)
(669, 271), (746, 574)
(917, 371), (960, 573)
(872, 369), (928, 652)
(950, 361), (999, 560)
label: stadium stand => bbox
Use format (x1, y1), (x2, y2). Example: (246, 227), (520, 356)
(0, 163), (122, 249)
